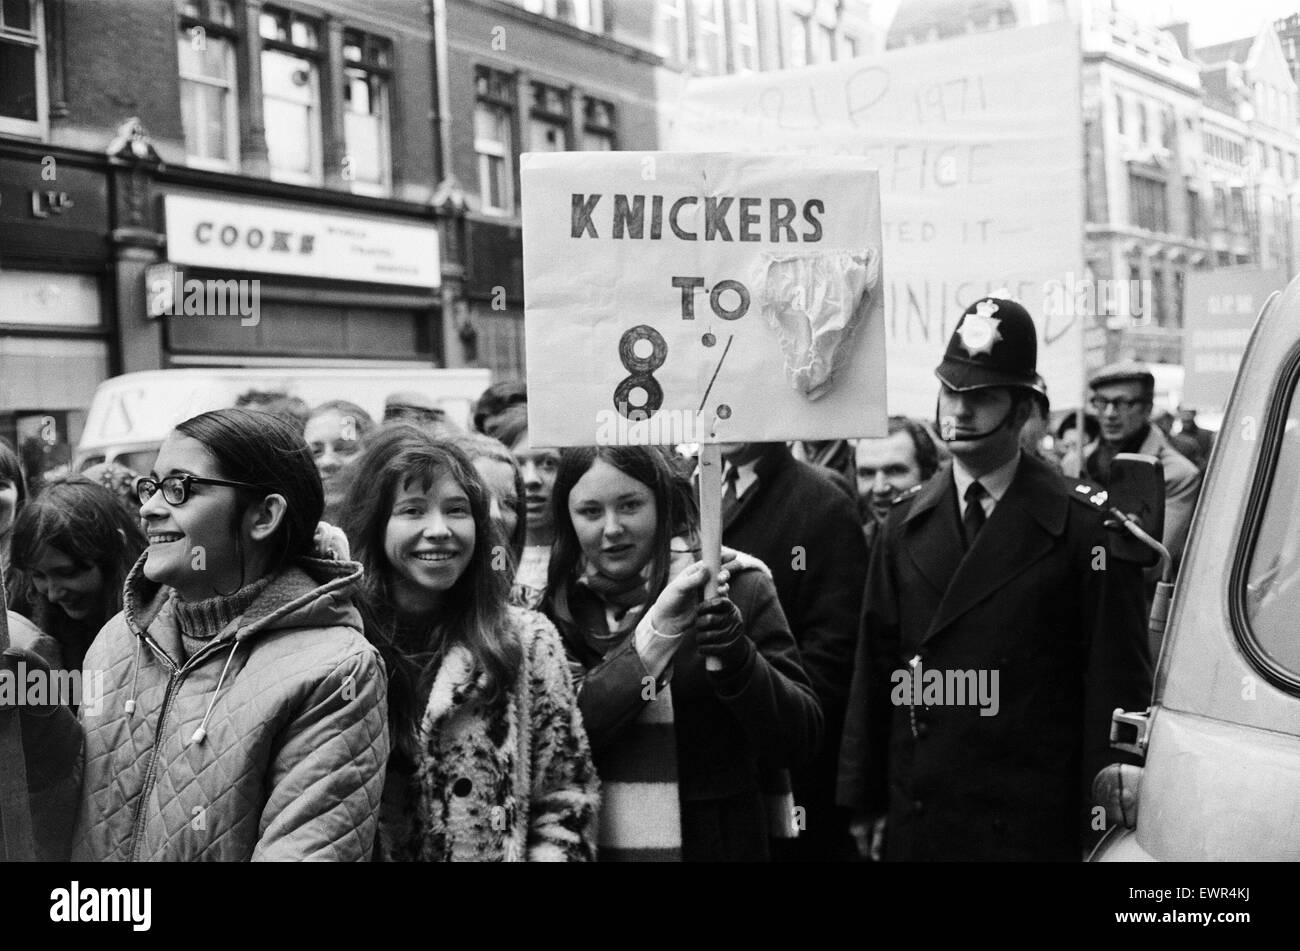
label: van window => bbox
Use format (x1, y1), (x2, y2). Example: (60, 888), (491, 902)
(1244, 385), (1300, 677)
(116, 449), (160, 477)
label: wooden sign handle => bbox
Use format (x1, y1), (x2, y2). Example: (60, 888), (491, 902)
(697, 443), (724, 672)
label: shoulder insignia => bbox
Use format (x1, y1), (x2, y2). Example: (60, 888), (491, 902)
(893, 484), (924, 505)
(1067, 478), (1109, 509)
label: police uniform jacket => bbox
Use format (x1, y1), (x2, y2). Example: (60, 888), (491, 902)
(837, 452), (1152, 861)
(1074, 425), (1202, 572)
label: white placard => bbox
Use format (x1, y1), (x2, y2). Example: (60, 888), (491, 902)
(522, 151), (887, 447)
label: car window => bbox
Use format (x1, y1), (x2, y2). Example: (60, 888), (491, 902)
(1243, 387), (1300, 677)
(117, 449), (160, 476)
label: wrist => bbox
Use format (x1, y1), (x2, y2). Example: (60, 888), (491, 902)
(635, 612), (681, 679)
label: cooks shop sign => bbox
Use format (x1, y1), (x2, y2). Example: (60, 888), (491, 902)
(163, 193), (440, 288)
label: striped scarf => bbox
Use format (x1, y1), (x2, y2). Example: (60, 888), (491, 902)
(569, 583), (682, 862)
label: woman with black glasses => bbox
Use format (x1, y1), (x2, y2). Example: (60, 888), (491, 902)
(72, 408), (390, 862)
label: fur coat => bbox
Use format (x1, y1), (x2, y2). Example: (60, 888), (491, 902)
(377, 606), (600, 862)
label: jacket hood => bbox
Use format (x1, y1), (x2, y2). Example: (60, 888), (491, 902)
(122, 551), (364, 645)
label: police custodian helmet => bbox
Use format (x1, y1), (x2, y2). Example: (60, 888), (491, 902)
(934, 297), (1040, 393)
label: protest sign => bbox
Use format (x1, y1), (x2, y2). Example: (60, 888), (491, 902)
(668, 21), (1084, 417)
(521, 151), (887, 447)
(1182, 268), (1283, 413)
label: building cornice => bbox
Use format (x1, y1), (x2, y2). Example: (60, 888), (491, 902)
(1085, 50), (1203, 97)
(152, 164), (442, 221)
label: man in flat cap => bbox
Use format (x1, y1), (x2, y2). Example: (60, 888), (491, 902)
(1064, 360), (1202, 576)
(838, 298), (1151, 861)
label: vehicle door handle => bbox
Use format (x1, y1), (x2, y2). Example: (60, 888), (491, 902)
(1110, 707), (1152, 757)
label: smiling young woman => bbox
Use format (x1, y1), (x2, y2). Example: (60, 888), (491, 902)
(8, 479), (146, 674)
(342, 426), (598, 862)
(71, 408), (389, 862)
(542, 445), (824, 861)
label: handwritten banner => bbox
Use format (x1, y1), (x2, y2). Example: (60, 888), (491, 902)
(1182, 268), (1283, 412)
(669, 21), (1084, 416)
(521, 152), (887, 447)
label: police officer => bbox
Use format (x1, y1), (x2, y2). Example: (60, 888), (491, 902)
(837, 298), (1152, 861)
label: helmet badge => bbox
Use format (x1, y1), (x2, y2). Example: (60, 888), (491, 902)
(956, 299), (1003, 357)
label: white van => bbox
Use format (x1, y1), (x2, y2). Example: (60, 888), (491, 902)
(74, 366), (492, 473)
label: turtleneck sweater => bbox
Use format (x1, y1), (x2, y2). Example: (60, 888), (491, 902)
(171, 576), (271, 661)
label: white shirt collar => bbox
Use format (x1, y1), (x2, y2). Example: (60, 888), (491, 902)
(723, 458), (761, 499)
(952, 451), (1021, 514)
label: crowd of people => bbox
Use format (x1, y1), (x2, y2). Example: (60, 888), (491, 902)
(0, 295), (1210, 862)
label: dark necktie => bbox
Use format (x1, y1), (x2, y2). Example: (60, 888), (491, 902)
(721, 465), (740, 522)
(963, 481), (987, 548)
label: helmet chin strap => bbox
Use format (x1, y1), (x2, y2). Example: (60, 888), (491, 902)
(935, 395), (1018, 443)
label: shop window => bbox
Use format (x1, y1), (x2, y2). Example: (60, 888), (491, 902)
(0, 0), (47, 139)
(731, 0), (758, 72)
(475, 66), (515, 216)
(529, 82), (569, 153)
(790, 12), (809, 68)
(582, 96), (615, 151)
(342, 29), (393, 197)
(177, 1), (239, 170)
(0, 271), (100, 327)
(0, 336), (108, 480)
(656, 0), (687, 62)
(167, 300), (433, 362)
(695, 0), (724, 74)
(260, 5), (323, 185)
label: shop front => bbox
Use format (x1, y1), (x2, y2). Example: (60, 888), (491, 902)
(0, 144), (113, 483)
(132, 183), (443, 370)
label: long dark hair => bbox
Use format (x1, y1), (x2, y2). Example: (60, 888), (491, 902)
(0, 436), (27, 508)
(10, 478), (147, 658)
(448, 433), (527, 566)
(543, 446), (695, 633)
(342, 425), (520, 766)
(174, 408), (324, 583)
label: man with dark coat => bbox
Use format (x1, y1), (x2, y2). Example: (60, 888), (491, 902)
(719, 440), (868, 860)
(1063, 360), (1202, 576)
(837, 297), (1152, 862)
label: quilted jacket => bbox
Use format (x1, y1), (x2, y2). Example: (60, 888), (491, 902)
(72, 554), (389, 862)
(376, 606), (599, 862)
